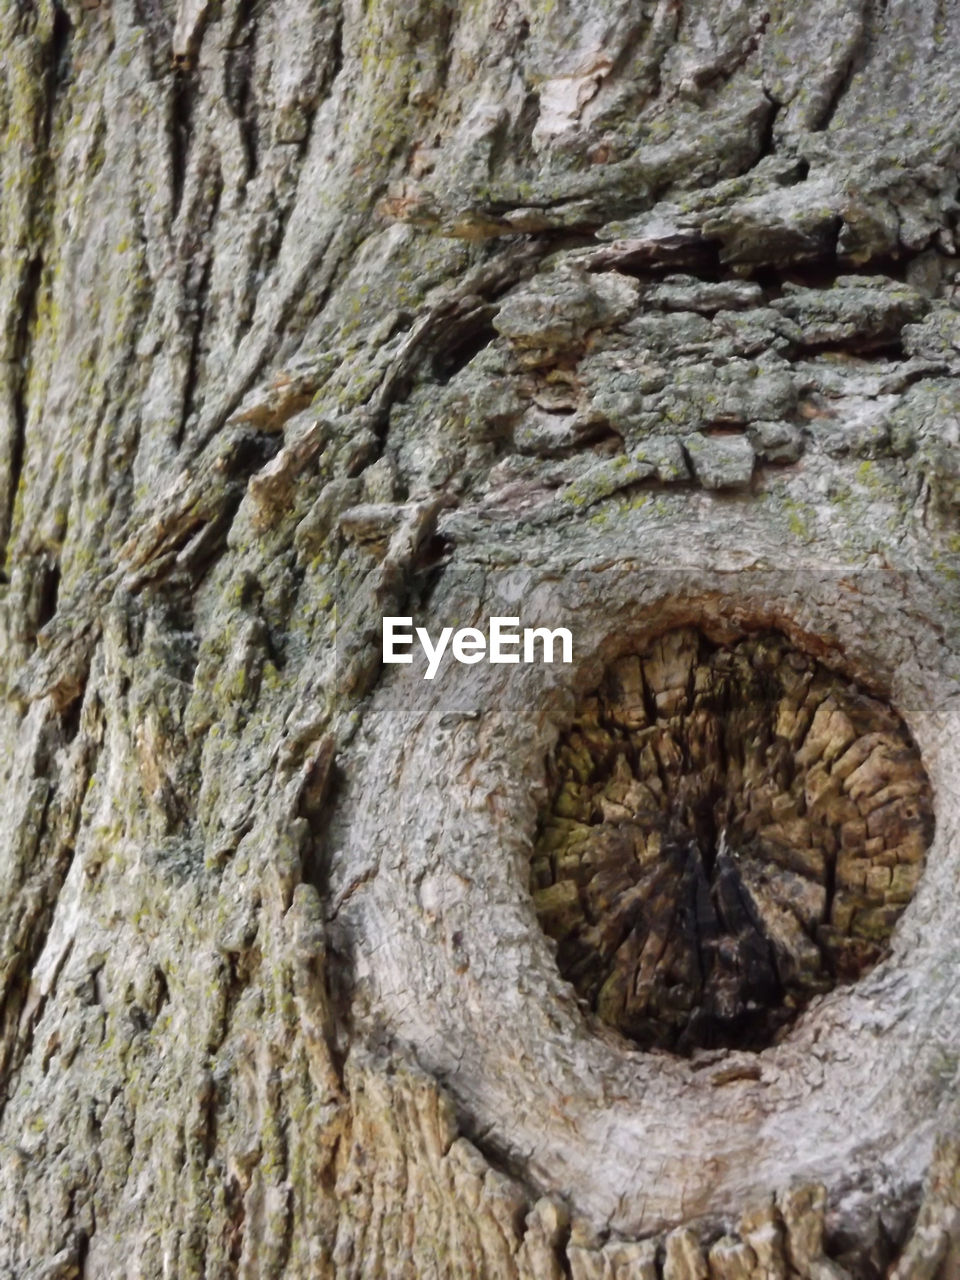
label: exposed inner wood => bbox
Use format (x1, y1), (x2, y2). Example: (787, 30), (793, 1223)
(531, 628), (934, 1054)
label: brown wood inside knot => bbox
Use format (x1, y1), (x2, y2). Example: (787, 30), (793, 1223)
(531, 628), (934, 1054)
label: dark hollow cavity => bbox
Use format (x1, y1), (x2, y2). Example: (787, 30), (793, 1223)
(531, 628), (934, 1055)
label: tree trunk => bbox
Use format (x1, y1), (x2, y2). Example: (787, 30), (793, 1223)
(2, 0), (960, 1274)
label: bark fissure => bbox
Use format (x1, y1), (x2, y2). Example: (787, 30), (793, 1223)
(168, 65), (196, 223)
(176, 172), (223, 449)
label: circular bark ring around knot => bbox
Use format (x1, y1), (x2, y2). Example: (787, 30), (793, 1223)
(331, 568), (958, 1235)
(532, 627), (934, 1054)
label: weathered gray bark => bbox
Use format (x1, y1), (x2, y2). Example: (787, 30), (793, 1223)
(1, 0), (960, 1274)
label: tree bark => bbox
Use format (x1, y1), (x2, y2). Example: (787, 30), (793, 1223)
(1, 0), (960, 1274)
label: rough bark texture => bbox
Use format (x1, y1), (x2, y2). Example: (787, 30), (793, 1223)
(1, 0), (960, 1275)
